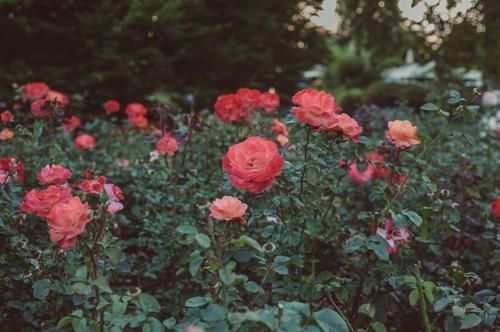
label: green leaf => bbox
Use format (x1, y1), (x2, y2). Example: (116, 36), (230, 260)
(371, 322), (387, 332)
(358, 303), (375, 318)
(93, 276), (113, 293)
(33, 279), (50, 299)
(409, 289), (419, 306)
(162, 318), (176, 328)
(56, 316), (74, 329)
(201, 304), (226, 322)
(143, 317), (165, 332)
(312, 308), (348, 332)
(449, 90), (461, 98)
(189, 256), (204, 277)
(233, 235), (263, 252)
(433, 298), (451, 312)
(195, 233), (211, 248)
(138, 293), (161, 313)
(367, 235), (389, 261)
(421, 103), (439, 111)
(402, 210), (422, 227)
(104, 247), (121, 263)
(460, 314), (481, 329)
(72, 282), (92, 295)
(273, 265), (289, 275)
(176, 225), (198, 234)
(185, 296), (208, 307)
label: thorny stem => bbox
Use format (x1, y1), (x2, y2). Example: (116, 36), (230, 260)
(414, 264), (432, 332)
(299, 126), (312, 198)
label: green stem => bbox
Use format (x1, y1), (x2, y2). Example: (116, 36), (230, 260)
(299, 126), (312, 198)
(414, 264), (432, 332)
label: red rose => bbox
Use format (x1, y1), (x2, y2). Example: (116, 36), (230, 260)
(223, 137), (284, 193)
(63, 116), (82, 133)
(128, 115), (149, 128)
(209, 196), (248, 225)
(259, 92), (280, 113)
(22, 82), (49, 101)
(75, 134), (96, 150)
(236, 88), (261, 111)
(214, 94), (248, 123)
(156, 133), (178, 156)
(47, 196), (91, 249)
(77, 175), (107, 195)
(46, 90), (70, 107)
(1, 111), (13, 122)
(31, 99), (52, 118)
(491, 198), (500, 219)
(20, 185), (72, 217)
(37, 164), (72, 185)
(0, 157), (24, 184)
(125, 103), (147, 118)
(347, 162), (375, 185)
(104, 100), (120, 114)
(292, 89), (341, 127)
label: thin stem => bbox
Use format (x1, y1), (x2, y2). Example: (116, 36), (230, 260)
(414, 264), (432, 332)
(299, 126), (312, 198)
(324, 290), (356, 332)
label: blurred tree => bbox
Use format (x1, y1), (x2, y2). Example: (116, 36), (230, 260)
(481, 0), (500, 86)
(0, 0), (327, 105)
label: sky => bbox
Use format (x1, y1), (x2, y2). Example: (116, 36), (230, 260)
(311, 0), (477, 32)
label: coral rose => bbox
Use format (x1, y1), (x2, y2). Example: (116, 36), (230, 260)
(75, 134), (96, 150)
(222, 137), (284, 193)
(47, 197), (91, 249)
(272, 119), (288, 136)
(46, 90), (70, 107)
(63, 116), (82, 133)
(491, 198), (500, 219)
(104, 100), (120, 114)
(214, 94), (248, 123)
(209, 196), (248, 225)
(20, 185), (72, 217)
(259, 92), (280, 113)
(77, 176), (107, 195)
(347, 162), (375, 185)
(325, 113), (363, 142)
(0, 128), (14, 141)
(0, 157), (24, 184)
(1, 111), (13, 122)
(38, 164), (72, 185)
(22, 82), (49, 101)
(292, 89), (341, 127)
(386, 120), (421, 148)
(156, 133), (178, 156)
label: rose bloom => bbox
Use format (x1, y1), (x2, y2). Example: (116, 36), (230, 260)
(236, 88), (261, 111)
(22, 82), (49, 101)
(104, 184), (124, 213)
(46, 90), (70, 107)
(125, 103), (147, 118)
(272, 119), (288, 136)
(292, 89), (341, 127)
(387, 173), (410, 195)
(75, 134), (96, 150)
(104, 100), (120, 114)
(325, 113), (363, 142)
(128, 114), (149, 128)
(1, 111), (13, 122)
(20, 185), (72, 217)
(365, 153), (391, 179)
(276, 134), (289, 147)
(77, 175), (107, 195)
(31, 99), (52, 118)
(156, 133), (178, 156)
(63, 116), (82, 133)
(47, 196), (91, 249)
(491, 198), (500, 219)
(223, 137), (284, 193)
(347, 162), (375, 185)
(38, 164), (72, 185)
(214, 94), (248, 123)
(0, 157), (25, 184)
(259, 92), (280, 113)
(0, 128), (14, 141)
(209, 196), (248, 225)
(377, 219), (410, 255)
(386, 120), (421, 148)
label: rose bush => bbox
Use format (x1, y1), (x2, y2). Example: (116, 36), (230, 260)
(0, 83), (498, 331)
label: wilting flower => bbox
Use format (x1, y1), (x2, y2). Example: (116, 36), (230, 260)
(292, 89), (341, 127)
(0, 157), (24, 184)
(77, 175), (107, 195)
(259, 92), (280, 113)
(75, 134), (96, 150)
(491, 198), (500, 219)
(214, 94), (248, 123)
(1, 111), (13, 122)
(63, 116), (82, 133)
(104, 100), (120, 114)
(46, 90), (70, 107)
(0, 128), (14, 141)
(156, 133), (178, 156)
(223, 137), (284, 193)
(387, 120), (421, 148)
(236, 88), (261, 111)
(324, 113), (363, 142)
(20, 186), (72, 217)
(104, 184), (124, 213)
(209, 196), (248, 225)
(377, 219), (410, 255)
(31, 99), (52, 118)
(21, 82), (50, 101)
(38, 164), (72, 185)
(272, 119), (288, 136)
(47, 196), (91, 249)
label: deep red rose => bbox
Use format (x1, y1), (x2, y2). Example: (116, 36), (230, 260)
(104, 100), (120, 114)
(214, 94), (249, 123)
(259, 92), (280, 113)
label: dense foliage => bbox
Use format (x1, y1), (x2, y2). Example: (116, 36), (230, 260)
(0, 82), (498, 331)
